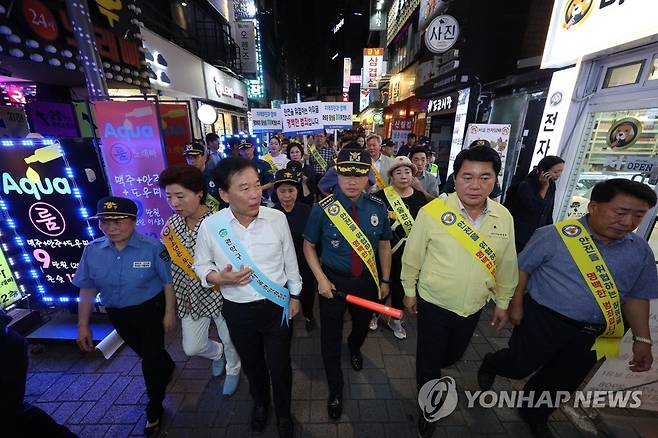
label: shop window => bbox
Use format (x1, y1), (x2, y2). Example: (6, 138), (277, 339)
(648, 56), (658, 81)
(602, 61), (644, 88)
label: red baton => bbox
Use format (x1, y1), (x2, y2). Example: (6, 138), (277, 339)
(333, 291), (402, 320)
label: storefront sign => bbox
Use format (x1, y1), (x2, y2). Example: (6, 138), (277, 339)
(447, 87), (471, 175)
(369, 0), (387, 31)
(419, 0), (448, 30)
(93, 101), (169, 239)
(360, 88), (371, 112)
(235, 21), (257, 74)
(0, 245), (20, 309)
(542, 0), (658, 68)
(464, 123), (512, 184)
(252, 108), (283, 133)
(531, 66), (579, 169)
(230, 0), (257, 21)
(281, 101), (323, 135)
(425, 14), (459, 54)
(0, 0), (147, 87)
(427, 92), (458, 115)
(362, 48), (384, 90)
(27, 101), (79, 138)
(142, 28), (205, 97)
(343, 58), (352, 89)
(0, 107), (30, 138)
(322, 102), (353, 129)
(605, 155), (658, 173)
(0, 137), (105, 305)
(160, 103), (193, 166)
(391, 118), (414, 144)
(203, 63), (249, 110)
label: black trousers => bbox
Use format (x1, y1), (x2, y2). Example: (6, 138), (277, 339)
(299, 264), (317, 321)
(222, 299), (293, 419)
(107, 292), (174, 422)
(320, 266), (378, 397)
(486, 296), (603, 423)
(416, 295), (482, 391)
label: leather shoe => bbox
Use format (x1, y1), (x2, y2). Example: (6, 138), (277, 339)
(304, 317), (315, 332)
(350, 352), (363, 371)
(518, 407), (554, 438)
(251, 404), (268, 432)
(277, 416), (294, 438)
(417, 415), (436, 438)
(477, 353), (496, 390)
(327, 394), (342, 420)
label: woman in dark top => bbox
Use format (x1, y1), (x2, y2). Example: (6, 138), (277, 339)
(286, 142), (316, 204)
(272, 168), (317, 332)
(504, 155), (565, 252)
(372, 156), (428, 339)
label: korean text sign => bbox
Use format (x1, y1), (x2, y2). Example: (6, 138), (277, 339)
(322, 102), (353, 129)
(252, 108), (283, 133)
(94, 101), (170, 239)
(362, 48), (384, 89)
(281, 101), (324, 135)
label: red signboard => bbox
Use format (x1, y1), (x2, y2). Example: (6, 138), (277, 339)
(160, 103), (193, 166)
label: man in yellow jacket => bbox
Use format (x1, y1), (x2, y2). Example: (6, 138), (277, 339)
(401, 145), (518, 438)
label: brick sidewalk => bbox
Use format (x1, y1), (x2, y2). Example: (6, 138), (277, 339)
(25, 304), (588, 438)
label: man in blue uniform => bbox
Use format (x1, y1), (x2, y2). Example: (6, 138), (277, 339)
(239, 139), (274, 193)
(183, 141), (224, 210)
(304, 146), (392, 420)
(73, 196), (176, 437)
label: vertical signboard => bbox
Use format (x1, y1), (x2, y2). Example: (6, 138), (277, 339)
(160, 103), (193, 166)
(369, 0), (387, 30)
(281, 101), (324, 136)
(236, 21), (257, 74)
(447, 87), (471, 175)
(343, 58), (352, 89)
(363, 48), (384, 89)
(531, 66), (579, 169)
(359, 88), (371, 112)
(0, 246), (20, 308)
(391, 118), (414, 145)
(94, 101), (170, 239)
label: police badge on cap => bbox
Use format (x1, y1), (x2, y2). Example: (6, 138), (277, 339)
(335, 148), (372, 176)
(183, 141), (205, 156)
(90, 196), (138, 220)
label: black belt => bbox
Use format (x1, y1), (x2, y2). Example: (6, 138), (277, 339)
(225, 298), (271, 308)
(532, 297), (606, 335)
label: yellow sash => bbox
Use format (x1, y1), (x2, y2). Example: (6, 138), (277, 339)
(162, 223), (219, 292)
(205, 193), (221, 211)
(371, 163), (386, 190)
(263, 153), (278, 172)
(309, 145), (328, 172)
(383, 186), (414, 237)
(425, 199), (496, 281)
(556, 219), (624, 359)
(320, 195), (381, 298)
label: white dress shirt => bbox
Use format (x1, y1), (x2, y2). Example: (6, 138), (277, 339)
(194, 206), (302, 303)
(271, 153), (289, 170)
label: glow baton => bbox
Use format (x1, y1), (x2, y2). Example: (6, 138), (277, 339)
(333, 291), (402, 320)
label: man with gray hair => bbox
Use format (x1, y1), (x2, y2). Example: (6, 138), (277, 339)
(366, 134), (393, 193)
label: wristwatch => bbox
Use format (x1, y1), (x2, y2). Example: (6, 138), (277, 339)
(289, 295), (300, 300)
(632, 336), (653, 345)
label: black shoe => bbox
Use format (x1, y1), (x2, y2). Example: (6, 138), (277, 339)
(143, 416), (162, 438)
(277, 417), (294, 438)
(477, 353), (496, 390)
(251, 404), (269, 432)
(518, 408), (554, 438)
(350, 352), (363, 371)
(417, 415), (436, 438)
(327, 394), (342, 420)
(305, 317), (315, 332)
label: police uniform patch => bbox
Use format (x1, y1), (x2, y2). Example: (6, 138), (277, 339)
(561, 224), (581, 237)
(209, 181), (216, 188)
(371, 214), (379, 226)
(133, 261), (152, 268)
(368, 194), (385, 205)
(441, 212), (457, 225)
(328, 204), (340, 216)
(159, 249), (171, 262)
(331, 239), (340, 248)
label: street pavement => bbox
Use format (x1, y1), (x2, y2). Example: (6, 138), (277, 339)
(24, 303), (595, 438)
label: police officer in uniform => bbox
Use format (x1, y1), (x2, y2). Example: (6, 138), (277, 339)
(183, 141), (223, 209)
(303, 146), (392, 419)
(74, 196), (176, 437)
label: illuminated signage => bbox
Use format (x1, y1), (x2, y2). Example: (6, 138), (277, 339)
(0, 137), (104, 307)
(343, 58), (352, 89)
(332, 17), (345, 34)
(362, 48), (384, 89)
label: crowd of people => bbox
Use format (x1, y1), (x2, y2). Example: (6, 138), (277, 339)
(66, 129), (657, 438)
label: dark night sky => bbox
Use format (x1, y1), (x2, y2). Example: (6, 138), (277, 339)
(277, 0), (370, 96)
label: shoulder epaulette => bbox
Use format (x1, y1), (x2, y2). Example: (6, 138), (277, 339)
(367, 194), (385, 205)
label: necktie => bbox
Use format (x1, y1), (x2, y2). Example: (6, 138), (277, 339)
(350, 204), (363, 277)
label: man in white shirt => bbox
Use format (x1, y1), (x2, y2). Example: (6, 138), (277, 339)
(366, 134), (393, 192)
(194, 157), (301, 438)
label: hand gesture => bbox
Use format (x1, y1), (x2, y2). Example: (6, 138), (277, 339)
(221, 264), (253, 286)
(538, 171), (551, 187)
(318, 277), (336, 299)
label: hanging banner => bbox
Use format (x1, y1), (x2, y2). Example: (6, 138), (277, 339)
(362, 48), (384, 89)
(532, 66), (579, 169)
(447, 87), (471, 175)
(27, 101), (80, 138)
(391, 118), (414, 145)
(281, 101), (324, 135)
(235, 21), (257, 74)
(160, 103), (193, 166)
(343, 58), (352, 89)
(359, 88), (370, 112)
(93, 101), (169, 239)
(322, 102), (353, 129)
(252, 108), (283, 133)
(0, 138), (106, 305)
(0, 107), (29, 138)
(464, 123), (512, 184)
